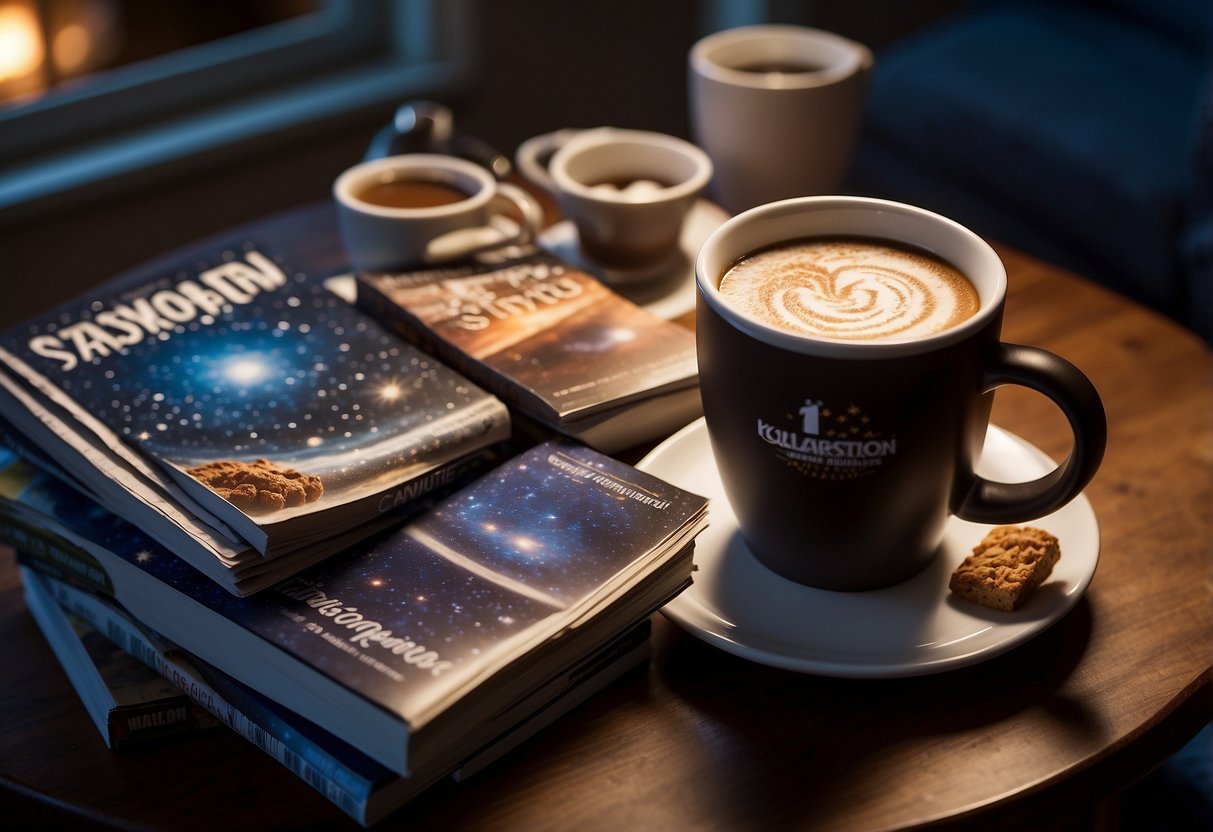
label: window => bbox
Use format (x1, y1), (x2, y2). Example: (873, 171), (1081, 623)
(0, 1), (327, 107)
(0, 0), (472, 221)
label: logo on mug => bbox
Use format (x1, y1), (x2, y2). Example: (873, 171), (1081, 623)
(756, 398), (897, 480)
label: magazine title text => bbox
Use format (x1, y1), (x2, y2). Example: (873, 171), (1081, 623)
(26, 250), (285, 372)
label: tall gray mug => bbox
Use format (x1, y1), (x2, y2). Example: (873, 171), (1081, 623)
(689, 25), (874, 213)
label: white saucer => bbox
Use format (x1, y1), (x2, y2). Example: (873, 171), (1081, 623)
(537, 199), (729, 320)
(637, 418), (1100, 678)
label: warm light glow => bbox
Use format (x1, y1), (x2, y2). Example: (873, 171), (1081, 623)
(378, 382), (402, 402)
(52, 22), (91, 73)
(0, 4), (43, 82)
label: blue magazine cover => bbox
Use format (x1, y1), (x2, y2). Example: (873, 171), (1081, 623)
(0, 204), (511, 564)
(0, 440), (707, 777)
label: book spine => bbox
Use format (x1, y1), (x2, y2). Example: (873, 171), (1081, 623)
(21, 571), (202, 750)
(38, 576), (377, 826)
(0, 411), (80, 489)
(107, 699), (201, 749)
(0, 509), (116, 597)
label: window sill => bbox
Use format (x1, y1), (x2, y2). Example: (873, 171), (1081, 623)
(0, 57), (469, 226)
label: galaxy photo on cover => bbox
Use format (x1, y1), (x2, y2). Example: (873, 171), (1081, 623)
(4, 441), (706, 718)
(414, 442), (705, 605)
(239, 441), (706, 711)
(6, 443), (554, 707)
(9, 242), (504, 514)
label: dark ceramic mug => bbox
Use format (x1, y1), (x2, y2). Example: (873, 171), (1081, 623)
(695, 196), (1106, 591)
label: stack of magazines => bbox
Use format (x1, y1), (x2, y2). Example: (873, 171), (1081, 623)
(0, 206), (514, 595)
(0, 203), (709, 826)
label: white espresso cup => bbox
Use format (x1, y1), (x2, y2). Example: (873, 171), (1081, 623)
(333, 153), (543, 272)
(689, 25), (874, 213)
(519, 127), (713, 271)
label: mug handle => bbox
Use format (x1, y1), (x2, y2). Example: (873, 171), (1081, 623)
(492, 182), (545, 247)
(423, 182), (545, 262)
(956, 343), (1107, 523)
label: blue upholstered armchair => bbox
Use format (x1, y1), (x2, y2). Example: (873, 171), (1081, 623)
(850, 0), (1212, 342)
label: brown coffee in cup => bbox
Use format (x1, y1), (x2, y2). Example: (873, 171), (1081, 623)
(718, 237), (980, 342)
(334, 154), (543, 272)
(355, 178), (471, 209)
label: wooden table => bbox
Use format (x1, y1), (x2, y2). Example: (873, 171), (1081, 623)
(1, 219), (1210, 830)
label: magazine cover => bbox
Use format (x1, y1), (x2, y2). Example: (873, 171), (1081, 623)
(0, 410), (495, 596)
(0, 203), (511, 559)
(0, 366), (256, 579)
(356, 248), (701, 451)
(25, 567), (650, 827)
(1, 440), (707, 775)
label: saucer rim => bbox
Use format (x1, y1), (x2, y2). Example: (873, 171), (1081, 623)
(637, 417), (1100, 678)
(536, 198), (728, 319)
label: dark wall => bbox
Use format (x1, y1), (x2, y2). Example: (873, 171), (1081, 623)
(454, 2), (710, 152)
(455, 0), (962, 152)
(0, 0), (959, 328)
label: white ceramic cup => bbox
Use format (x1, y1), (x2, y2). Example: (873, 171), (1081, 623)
(689, 25), (874, 213)
(518, 127), (713, 270)
(333, 154), (543, 272)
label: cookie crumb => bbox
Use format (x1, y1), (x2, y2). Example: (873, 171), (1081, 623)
(188, 458), (323, 515)
(949, 525), (1061, 611)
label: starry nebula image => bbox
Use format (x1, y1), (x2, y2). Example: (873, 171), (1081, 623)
(4, 239), (508, 528)
(247, 440), (706, 712)
(2, 439), (706, 725)
(415, 442), (706, 604)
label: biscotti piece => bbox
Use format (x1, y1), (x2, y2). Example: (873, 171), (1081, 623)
(949, 525), (1061, 611)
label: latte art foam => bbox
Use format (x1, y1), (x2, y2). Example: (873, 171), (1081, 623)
(718, 238), (980, 341)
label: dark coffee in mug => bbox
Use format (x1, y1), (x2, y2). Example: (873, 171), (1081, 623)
(732, 60), (827, 74)
(718, 237), (980, 341)
(355, 178), (472, 209)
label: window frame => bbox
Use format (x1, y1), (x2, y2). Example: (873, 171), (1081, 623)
(0, 0), (474, 223)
